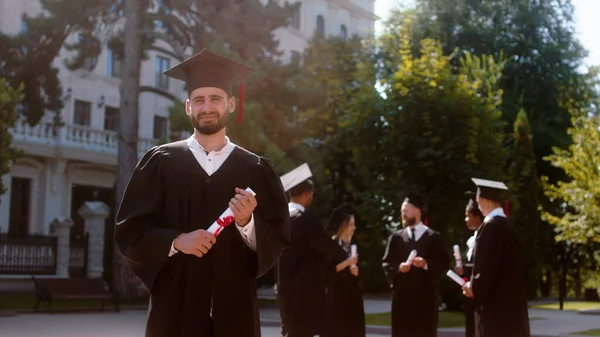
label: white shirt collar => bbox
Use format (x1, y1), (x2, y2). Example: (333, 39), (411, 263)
(407, 222), (427, 241)
(186, 135), (236, 154)
(288, 202), (305, 212)
(484, 207), (506, 223)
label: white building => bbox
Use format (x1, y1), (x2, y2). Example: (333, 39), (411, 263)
(0, 0), (376, 278)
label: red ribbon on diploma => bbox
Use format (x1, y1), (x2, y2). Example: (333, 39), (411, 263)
(214, 216), (234, 236)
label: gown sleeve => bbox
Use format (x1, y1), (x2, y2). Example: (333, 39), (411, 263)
(114, 146), (182, 291)
(382, 232), (401, 287)
(423, 232), (451, 281)
(252, 157), (291, 278)
(471, 220), (506, 306)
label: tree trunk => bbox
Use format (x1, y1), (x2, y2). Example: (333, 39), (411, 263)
(112, 0), (144, 301)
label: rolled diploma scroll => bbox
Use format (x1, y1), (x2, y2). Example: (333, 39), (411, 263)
(406, 249), (417, 264)
(446, 270), (467, 287)
(350, 244), (357, 267)
(207, 187), (257, 237)
(453, 244), (463, 268)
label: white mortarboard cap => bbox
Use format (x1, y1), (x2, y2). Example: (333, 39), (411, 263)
(280, 163), (312, 192)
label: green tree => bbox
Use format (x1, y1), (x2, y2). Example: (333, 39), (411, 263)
(402, 0), (600, 299)
(542, 113), (600, 244)
(353, 20), (507, 292)
(289, 33), (384, 290)
(0, 79), (24, 199)
(509, 108), (541, 299)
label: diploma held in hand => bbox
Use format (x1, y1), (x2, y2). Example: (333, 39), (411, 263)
(351, 244), (357, 267)
(446, 269), (467, 286)
(207, 187), (256, 237)
(453, 244), (463, 268)
(406, 249), (417, 264)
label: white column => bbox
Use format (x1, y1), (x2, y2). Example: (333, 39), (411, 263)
(42, 159), (68, 234)
(50, 216), (74, 277)
(0, 171), (12, 232)
(78, 201), (110, 278)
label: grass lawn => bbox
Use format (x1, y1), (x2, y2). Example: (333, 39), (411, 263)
(572, 329), (600, 336)
(364, 311), (466, 328)
(530, 301), (600, 311)
(0, 292), (148, 313)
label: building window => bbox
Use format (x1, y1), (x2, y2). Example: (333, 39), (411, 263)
(155, 56), (170, 89)
(78, 35), (95, 71)
(316, 15), (325, 33)
(291, 6), (300, 30)
(110, 0), (124, 16)
(340, 24), (347, 39)
(21, 15), (27, 32)
(104, 106), (119, 131)
(153, 115), (168, 139)
(155, 0), (171, 29)
(107, 48), (122, 77)
(8, 177), (31, 237)
(73, 100), (91, 126)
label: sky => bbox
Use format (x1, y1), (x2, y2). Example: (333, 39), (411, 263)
(373, 0), (600, 69)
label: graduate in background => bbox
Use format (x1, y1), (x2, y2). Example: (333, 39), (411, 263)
(114, 49), (290, 337)
(455, 191), (484, 337)
(276, 164), (342, 337)
(461, 178), (530, 337)
(382, 193), (451, 337)
(322, 203), (366, 337)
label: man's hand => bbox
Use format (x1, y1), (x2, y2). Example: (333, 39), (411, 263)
(412, 256), (427, 268)
(455, 266), (464, 275)
(398, 262), (411, 273)
(350, 265), (359, 277)
(347, 255), (358, 266)
(173, 229), (216, 258)
(462, 281), (474, 298)
(230, 187), (258, 226)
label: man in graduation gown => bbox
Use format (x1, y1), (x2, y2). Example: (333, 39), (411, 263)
(455, 191), (484, 337)
(276, 169), (342, 337)
(382, 193), (451, 337)
(461, 178), (530, 337)
(114, 49), (290, 337)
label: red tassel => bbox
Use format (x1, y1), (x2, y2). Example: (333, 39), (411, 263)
(425, 218), (429, 226)
(504, 200), (510, 218)
(237, 81), (244, 123)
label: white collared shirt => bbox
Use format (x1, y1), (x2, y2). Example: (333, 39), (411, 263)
(288, 202), (305, 217)
(168, 136), (256, 257)
(406, 222), (427, 242)
(406, 222), (428, 270)
(484, 207), (506, 223)
(466, 231), (477, 261)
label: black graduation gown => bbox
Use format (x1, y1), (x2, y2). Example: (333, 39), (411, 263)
(382, 227), (451, 337)
(276, 207), (339, 336)
(470, 216), (530, 337)
(114, 141), (290, 337)
(462, 247), (475, 337)
(323, 241), (366, 337)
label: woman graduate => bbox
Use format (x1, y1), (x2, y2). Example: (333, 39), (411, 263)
(456, 191), (484, 337)
(322, 203), (366, 337)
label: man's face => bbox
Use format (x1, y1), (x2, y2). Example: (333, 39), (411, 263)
(401, 201), (419, 227)
(186, 87), (235, 135)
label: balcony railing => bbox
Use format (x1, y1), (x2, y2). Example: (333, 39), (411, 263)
(10, 119), (157, 156)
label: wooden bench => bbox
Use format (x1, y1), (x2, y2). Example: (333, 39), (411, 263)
(31, 276), (119, 313)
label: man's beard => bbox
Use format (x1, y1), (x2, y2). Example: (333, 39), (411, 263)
(402, 216), (417, 228)
(191, 111), (229, 135)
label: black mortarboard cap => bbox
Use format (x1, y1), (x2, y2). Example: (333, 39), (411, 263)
(163, 49), (254, 123)
(326, 203), (354, 233)
(471, 178), (509, 203)
(404, 193), (428, 213)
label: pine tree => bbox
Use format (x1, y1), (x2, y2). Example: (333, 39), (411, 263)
(509, 108), (541, 299)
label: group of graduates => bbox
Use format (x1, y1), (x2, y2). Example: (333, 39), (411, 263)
(278, 172), (531, 337)
(112, 48), (531, 337)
